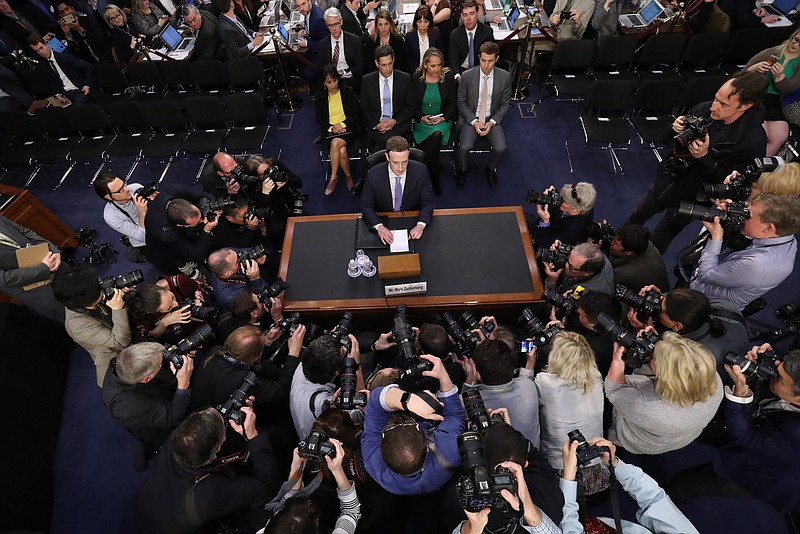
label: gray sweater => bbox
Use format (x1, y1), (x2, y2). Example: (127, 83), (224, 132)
(463, 377), (541, 448)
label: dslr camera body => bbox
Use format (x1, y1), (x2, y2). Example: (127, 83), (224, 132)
(393, 305), (438, 392)
(298, 428), (337, 461)
(162, 323), (215, 369)
(594, 312), (660, 368)
(456, 432), (518, 513)
(441, 311), (479, 357)
(525, 189), (564, 210)
(568, 429), (609, 466)
(536, 243), (573, 270)
(542, 285), (584, 316)
(335, 356), (367, 409)
(100, 269), (144, 300)
(237, 244), (266, 264)
(676, 201), (750, 232)
(327, 311), (354, 353)
(217, 371), (258, 425)
(615, 284), (661, 323)
(519, 308), (563, 348)
(462, 389), (503, 434)
(198, 197), (236, 222)
(724, 349), (780, 381)
(672, 115), (713, 150)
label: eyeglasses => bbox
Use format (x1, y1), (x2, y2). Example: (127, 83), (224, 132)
(570, 183), (581, 203)
(326, 21), (341, 27)
(566, 258), (584, 272)
(381, 420), (419, 439)
(109, 13), (122, 20)
(109, 181), (128, 195)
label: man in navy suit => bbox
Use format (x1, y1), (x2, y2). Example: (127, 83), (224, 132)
(360, 44), (414, 153)
(449, 0), (493, 80)
(317, 7), (363, 89)
(295, 0), (328, 54)
(361, 136), (434, 244)
(27, 32), (92, 105)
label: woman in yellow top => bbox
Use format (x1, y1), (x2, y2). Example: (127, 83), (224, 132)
(315, 64), (362, 195)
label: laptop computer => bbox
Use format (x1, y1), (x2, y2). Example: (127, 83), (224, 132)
(277, 21), (300, 45)
(496, 3), (520, 31)
(618, 0), (664, 28)
(259, 0), (280, 27)
(159, 24), (195, 51)
(763, 0), (800, 17)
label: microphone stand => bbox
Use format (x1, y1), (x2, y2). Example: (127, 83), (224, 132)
(268, 28), (303, 112)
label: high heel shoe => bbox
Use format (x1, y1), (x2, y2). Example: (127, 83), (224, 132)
(325, 177), (338, 196)
(345, 175), (354, 192)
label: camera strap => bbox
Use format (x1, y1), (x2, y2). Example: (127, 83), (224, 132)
(309, 389), (330, 418)
(608, 464), (623, 533)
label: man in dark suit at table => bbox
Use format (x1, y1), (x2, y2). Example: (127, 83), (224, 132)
(360, 44), (414, 153)
(215, 0), (264, 59)
(27, 32), (93, 105)
(361, 136), (434, 244)
(449, 0), (493, 81)
(456, 40), (511, 190)
(183, 3), (224, 61)
(317, 7), (363, 89)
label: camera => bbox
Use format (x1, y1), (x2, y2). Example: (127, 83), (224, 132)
(289, 190), (309, 216)
(277, 312), (302, 335)
(237, 244), (266, 264)
(169, 299), (218, 336)
(462, 389), (503, 434)
(594, 312), (660, 368)
(298, 428), (337, 461)
(567, 429), (610, 466)
(336, 356), (367, 409)
(542, 285), (584, 315)
(246, 205), (269, 220)
(327, 311), (354, 353)
(456, 432), (518, 513)
(535, 243), (573, 270)
(162, 323), (215, 369)
(255, 277), (288, 309)
(441, 311), (479, 357)
(524, 189), (563, 209)
(217, 371), (258, 425)
(672, 115), (713, 149)
(615, 284), (661, 323)
(676, 201), (750, 232)
(100, 269), (144, 300)
(749, 303), (800, 343)
(228, 166), (262, 188)
(134, 181), (158, 203)
(559, 10), (572, 20)
(459, 311), (496, 339)
(392, 305), (438, 392)
(198, 197), (236, 222)
(264, 164), (288, 184)
(586, 221), (616, 244)
(723, 349), (780, 381)
(518, 308), (563, 348)
(76, 226), (118, 265)
(698, 157), (784, 202)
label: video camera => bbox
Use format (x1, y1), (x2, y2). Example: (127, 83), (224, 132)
(217, 371), (258, 425)
(254, 277), (288, 309)
(672, 115), (713, 150)
(441, 311), (480, 357)
(198, 197), (236, 222)
(615, 284), (661, 324)
(567, 429), (610, 466)
(524, 188), (563, 210)
(594, 312), (660, 368)
(518, 308), (563, 349)
(393, 304), (438, 392)
(298, 428), (336, 461)
(100, 269), (144, 300)
(327, 311), (354, 353)
(336, 356), (367, 409)
(535, 243), (573, 270)
(237, 244), (267, 264)
(724, 349), (780, 381)
(456, 432), (518, 513)
(162, 323), (215, 369)
(698, 157), (784, 202)
(676, 201), (750, 232)
(463, 389), (503, 434)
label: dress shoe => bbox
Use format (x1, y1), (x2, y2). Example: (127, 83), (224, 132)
(486, 167), (497, 189)
(456, 171), (466, 191)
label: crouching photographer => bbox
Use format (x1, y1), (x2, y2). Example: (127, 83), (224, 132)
(525, 182), (597, 250)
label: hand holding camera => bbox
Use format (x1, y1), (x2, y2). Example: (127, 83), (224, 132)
(172, 354), (194, 390)
(229, 402), (258, 440)
(286, 323), (306, 357)
(497, 461), (543, 528)
(162, 303), (192, 327)
(106, 288), (126, 310)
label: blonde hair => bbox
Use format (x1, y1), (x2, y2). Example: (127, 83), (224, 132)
(420, 47), (450, 81)
(753, 162), (800, 196)
(653, 332), (717, 407)
(103, 4), (127, 26)
(546, 331), (600, 394)
(130, 0), (147, 15)
(779, 27), (800, 58)
(371, 9), (401, 41)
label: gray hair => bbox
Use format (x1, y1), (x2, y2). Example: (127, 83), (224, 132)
(324, 7), (342, 19)
(116, 342), (165, 384)
(181, 3), (199, 16)
(560, 182), (596, 213)
(572, 243), (605, 274)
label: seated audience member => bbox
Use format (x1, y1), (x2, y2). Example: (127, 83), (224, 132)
(591, 0), (629, 39)
(411, 47), (455, 196)
(530, 182), (597, 250)
(670, 343), (800, 513)
(93, 173), (149, 263)
(0, 215), (64, 322)
(0, 63), (34, 112)
(361, 354), (466, 495)
(102, 342), (194, 460)
(550, 0), (594, 39)
(609, 224), (669, 293)
(208, 247), (268, 309)
(560, 436), (699, 534)
(53, 266), (132, 387)
(363, 9), (408, 74)
(425, 0), (452, 56)
(340, 0), (372, 37)
(543, 241), (615, 297)
(182, 3), (224, 61)
(294, 0), (328, 58)
(682, 0), (717, 35)
(144, 188), (221, 277)
(472, 0), (503, 24)
(17, 0), (61, 37)
(290, 332), (365, 438)
(56, 0), (110, 62)
(0, 0), (44, 49)
(136, 406), (282, 534)
(104, 4), (141, 63)
(574, 289), (622, 375)
(448, 0), (492, 80)
(124, 279), (212, 343)
(405, 6), (442, 71)
(360, 136), (434, 244)
(360, 45), (414, 153)
(606, 332), (723, 455)
(456, 41), (511, 189)
(317, 8), (363, 89)
(130, 0), (169, 36)
(689, 193), (800, 311)
(258, 440), (361, 534)
(532, 331), (604, 470)
(215, 0), (264, 59)
(315, 64), (361, 195)
(419, 322), (467, 390)
(27, 33), (93, 105)
(463, 339), (541, 447)
(230, 0), (259, 32)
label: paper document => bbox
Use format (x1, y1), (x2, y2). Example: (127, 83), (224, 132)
(390, 230), (410, 253)
(16, 243), (52, 291)
(402, 2), (417, 13)
(398, 13), (414, 24)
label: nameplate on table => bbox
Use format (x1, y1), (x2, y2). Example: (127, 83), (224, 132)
(385, 281), (427, 296)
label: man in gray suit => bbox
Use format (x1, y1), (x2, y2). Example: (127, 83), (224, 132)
(456, 41), (512, 190)
(0, 215), (64, 322)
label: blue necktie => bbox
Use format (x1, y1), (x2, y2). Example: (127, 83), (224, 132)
(394, 176), (402, 211)
(382, 77), (391, 119)
(467, 31), (474, 68)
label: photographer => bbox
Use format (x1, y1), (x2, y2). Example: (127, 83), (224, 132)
(689, 193), (800, 311)
(101, 342), (194, 467)
(125, 277), (213, 344)
(136, 406), (282, 534)
(530, 182), (596, 250)
(609, 224), (669, 293)
(144, 188), (221, 277)
(543, 242), (614, 298)
(212, 196), (266, 249)
(93, 173), (152, 264)
(625, 71), (769, 253)
(52, 266), (132, 387)
(560, 437), (698, 534)
(606, 332), (723, 455)
(574, 289), (622, 375)
(670, 344), (800, 513)
(217, 289), (283, 342)
(361, 353), (466, 495)
(290, 333), (365, 438)
(208, 247), (269, 309)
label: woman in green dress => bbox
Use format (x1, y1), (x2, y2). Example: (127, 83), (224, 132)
(411, 47), (456, 195)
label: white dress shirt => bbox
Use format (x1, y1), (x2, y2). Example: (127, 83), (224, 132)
(49, 55), (79, 92)
(330, 36), (350, 76)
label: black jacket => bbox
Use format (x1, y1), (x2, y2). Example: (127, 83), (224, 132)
(314, 83), (362, 136)
(531, 208), (594, 250)
(448, 22), (493, 76)
(611, 241), (670, 293)
(192, 10), (224, 61)
(317, 30), (364, 82)
(410, 69), (458, 123)
(35, 49), (93, 94)
(405, 29), (443, 72)
(362, 32), (409, 74)
(339, 3), (365, 36)
(360, 69), (414, 130)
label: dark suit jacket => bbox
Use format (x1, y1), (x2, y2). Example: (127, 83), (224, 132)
(109, 24), (136, 63)
(457, 65), (512, 126)
(339, 3), (364, 36)
(304, 5), (329, 53)
(36, 49), (93, 94)
(314, 84), (362, 135)
(362, 32), (409, 74)
(192, 10), (224, 61)
(410, 69), (457, 123)
(360, 69), (414, 130)
(0, 63), (33, 109)
(218, 12), (253, 59)
(448, 22), (493, 76)
(404, 29), (442, 72)
(17, 0), (60, 36)
(316, 31), (363, 81)
(361, 159), (434, 227)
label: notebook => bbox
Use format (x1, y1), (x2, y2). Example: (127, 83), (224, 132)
(618, 0), (664, 28)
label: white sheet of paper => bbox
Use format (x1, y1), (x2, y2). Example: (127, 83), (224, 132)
(402, 2), (417, 13)
(390, 230), (410, 253)
(398, 13), (414, 23)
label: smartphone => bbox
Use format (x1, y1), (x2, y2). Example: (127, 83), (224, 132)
(61, 13), (76, 24)
(516, 339), (535, 352)
(429, 113), (444, 119)
(49, 37), (67, 53)
(768, 54), (780, 66)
